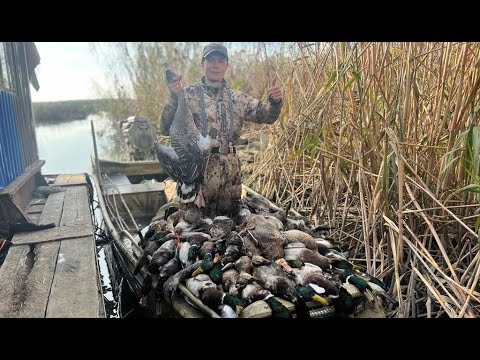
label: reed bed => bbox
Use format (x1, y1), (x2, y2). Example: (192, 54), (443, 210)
(244, 42), (480, 317)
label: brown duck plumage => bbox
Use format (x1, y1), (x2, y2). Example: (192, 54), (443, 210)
(154, 90), (212, 204)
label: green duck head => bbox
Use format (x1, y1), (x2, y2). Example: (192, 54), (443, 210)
(295, 285), (329, 306)
(264, 296), (290, 318)
(215, 241), (227, 255)
(346, 275), (369, 292)
(207, 261), (223, 284)
(188, 244), (200, 261)
(223, 293), (248, 314)
(191, 253), (215, 277)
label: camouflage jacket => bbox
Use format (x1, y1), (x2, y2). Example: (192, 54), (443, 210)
(160, 77), (283, 146)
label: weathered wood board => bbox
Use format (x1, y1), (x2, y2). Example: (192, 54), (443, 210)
(0, 176), (103, 318)
(45, 236), (101, 318)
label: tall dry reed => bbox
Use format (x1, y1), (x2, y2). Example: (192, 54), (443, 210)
(245, 42), (480, 318)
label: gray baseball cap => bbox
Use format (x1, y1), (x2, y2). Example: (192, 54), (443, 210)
(202, 43), (228, 60)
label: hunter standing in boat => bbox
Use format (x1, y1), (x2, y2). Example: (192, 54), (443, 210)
(159, 43), (283, 217)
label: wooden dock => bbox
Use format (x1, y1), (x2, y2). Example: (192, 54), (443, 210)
(0, 174), (105, 318)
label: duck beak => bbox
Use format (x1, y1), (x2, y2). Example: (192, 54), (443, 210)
(311, 294), (329, 306)
(191, 267), (204, 277)
(213, 253), (221, 263)
(275, 258), (293, 274)
(352, 264), (365, 271)
(241, 186), (247, 199)
(236, 305), (244, 315)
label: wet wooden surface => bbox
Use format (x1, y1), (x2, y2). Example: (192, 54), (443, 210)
(0, 174), (104, 318)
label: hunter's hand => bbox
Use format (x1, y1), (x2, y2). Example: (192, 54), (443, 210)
(268, 77), (282, 103)
(168, 75), (183, 95)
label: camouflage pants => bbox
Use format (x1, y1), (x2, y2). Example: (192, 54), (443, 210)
(200, 152), (242, 218)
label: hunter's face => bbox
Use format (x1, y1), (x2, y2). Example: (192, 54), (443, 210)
(202, 53), (228, 82)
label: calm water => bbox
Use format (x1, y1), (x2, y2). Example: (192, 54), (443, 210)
(36, 112), (128, 174)
(35, 113), (128, 318)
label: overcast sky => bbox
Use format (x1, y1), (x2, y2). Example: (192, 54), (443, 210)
(29, 42), (284, 103)
(30, 42), (106, 102)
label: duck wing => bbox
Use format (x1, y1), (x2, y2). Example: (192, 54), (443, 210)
(169, 91), (211, 184)
(154, 142), (182, 182)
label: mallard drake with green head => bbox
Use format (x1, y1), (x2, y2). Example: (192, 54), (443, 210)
(185, 232), (211, 260)
(295, 284), (329, 306)
(191, 252), (221, 277)
(339, 270), (396, 305)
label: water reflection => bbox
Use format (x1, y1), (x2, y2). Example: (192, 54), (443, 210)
(36, 112), (129, 174)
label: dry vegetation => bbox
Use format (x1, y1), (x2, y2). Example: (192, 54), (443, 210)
(245, 42), (480, 318)
(95, 42), (480, 317)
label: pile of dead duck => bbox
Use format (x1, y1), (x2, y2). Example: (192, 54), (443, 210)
(130, 194), (395, 318)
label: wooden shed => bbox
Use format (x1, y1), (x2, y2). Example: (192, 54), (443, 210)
(0, 42), (46, 222)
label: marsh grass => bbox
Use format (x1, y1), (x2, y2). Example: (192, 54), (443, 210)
(244, 42), (480, 317)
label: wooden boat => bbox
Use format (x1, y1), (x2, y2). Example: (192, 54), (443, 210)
(91, 158), (179, 315)
(89, 123), (385, 318)
(91, 157), (316, 318)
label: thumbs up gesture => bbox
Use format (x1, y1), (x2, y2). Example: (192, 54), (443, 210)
(268, 77), (282, 103)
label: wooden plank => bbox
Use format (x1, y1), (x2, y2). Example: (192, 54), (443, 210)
(54, 174), (86, 185)
(0, 160), (45, 196)
(28, 213), (40, 225)
(60, 186), (91, 226)
(27, 204), (44, 213)
(99, 159), (163, 176)
(45, 236), (101, 318)
(171, 292), (207, 318)
(45, 182), (103, 317)
(39, 191), (65, 226)
(12, 224), (93, 246)
(105, 182), (165, 196)
(0, 187), (68, 317)
(0, 242), (60, 318)
(104, 173), (131, 185)
(0, 245), (30, 317)
(0, 161), (46, 222)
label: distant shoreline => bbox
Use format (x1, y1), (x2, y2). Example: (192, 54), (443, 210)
(33, 99), (112, 124)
